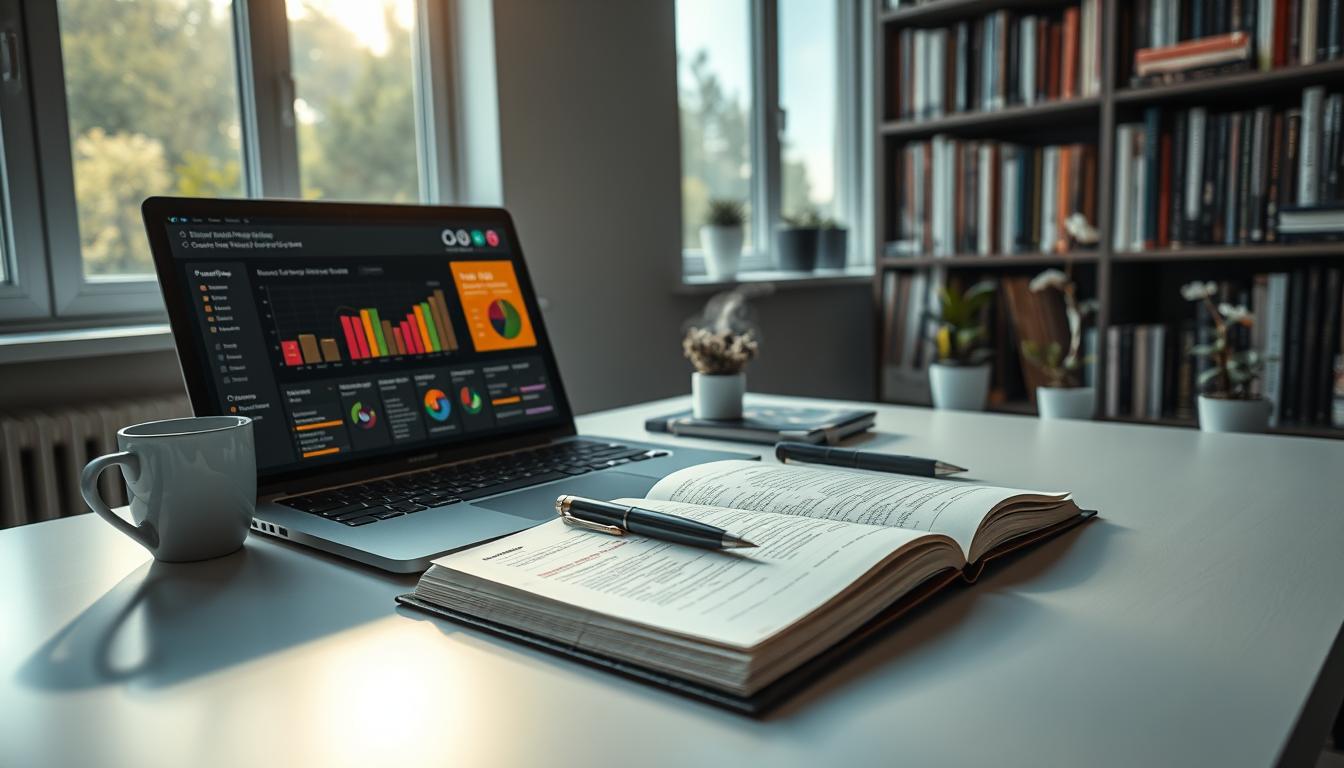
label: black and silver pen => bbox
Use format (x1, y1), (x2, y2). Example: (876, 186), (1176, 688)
(774, 442), (967, 477)
(555, 495), (757, 550)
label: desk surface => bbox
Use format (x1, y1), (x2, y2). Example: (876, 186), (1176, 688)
(3, 396), (1343, 768)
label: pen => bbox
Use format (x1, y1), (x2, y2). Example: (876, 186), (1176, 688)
(555, 495), (757, 550)
(774, 442), (968, 477)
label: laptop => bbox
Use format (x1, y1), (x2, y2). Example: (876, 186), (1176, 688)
(142, 197), (752, 573)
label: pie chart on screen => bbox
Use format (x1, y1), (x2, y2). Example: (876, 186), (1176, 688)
(423, 388), (452, 422)
(349, 402), (378, 429)
(460, 385), (484, 415)
(488, 299), (523, 339)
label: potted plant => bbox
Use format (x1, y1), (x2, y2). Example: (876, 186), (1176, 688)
(1021, 268), (1098, 420)
(817, 217), (849, 269)
(928, 280), (996, 411)
(683, 303), (759, 420)
(700, 199), (746, 280)
(1181, 280), (1270, 433)
(775, 210), (821, 272)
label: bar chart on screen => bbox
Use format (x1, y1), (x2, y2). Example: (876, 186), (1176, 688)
(263, 281), (461, 368)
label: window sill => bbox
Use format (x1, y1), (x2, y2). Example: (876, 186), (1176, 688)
(0, 323), (175, 365)
(676, 266), (873, 294)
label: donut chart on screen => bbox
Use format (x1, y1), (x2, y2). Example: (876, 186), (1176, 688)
(349, 402), (377, 430)
(488, 299), (523, 339)
(423, 388), (452, 422)
(460, 385), (484, 415)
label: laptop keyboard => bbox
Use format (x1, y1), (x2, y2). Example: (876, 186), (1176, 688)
(277, 439), (667, 527)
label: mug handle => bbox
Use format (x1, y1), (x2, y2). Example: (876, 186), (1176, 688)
(80, 451), (159, 552)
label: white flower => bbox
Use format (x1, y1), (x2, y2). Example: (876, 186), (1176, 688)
(1180, 280), (1218, 301)
(1218, 303), (1252, 324)
(1029, 268), (1069, 293)
(1065, 213), (1099, 244)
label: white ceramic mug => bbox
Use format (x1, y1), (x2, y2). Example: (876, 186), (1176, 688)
(80, 416), (256, 562)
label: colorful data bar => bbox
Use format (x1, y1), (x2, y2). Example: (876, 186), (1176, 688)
(279, 289), (458, 366)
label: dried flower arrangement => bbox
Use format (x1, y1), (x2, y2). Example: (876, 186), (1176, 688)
(1020, 268), (1098, 388)
(683, 326), (758, 375)
(1181, 280), (1263, 399)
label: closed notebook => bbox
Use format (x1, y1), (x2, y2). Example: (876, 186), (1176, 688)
(398, 460), (1094, 713)
(644, 404), (875, 445)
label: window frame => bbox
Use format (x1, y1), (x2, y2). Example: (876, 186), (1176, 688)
(2, 0), (462, 327)
(678, 0), (868, 278)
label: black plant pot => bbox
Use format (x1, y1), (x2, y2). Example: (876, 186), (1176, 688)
(817, 227), (848, 268)
(775, 227), (819, 271)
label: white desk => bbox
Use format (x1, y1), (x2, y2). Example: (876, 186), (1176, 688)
(3, 396), (1343, 767)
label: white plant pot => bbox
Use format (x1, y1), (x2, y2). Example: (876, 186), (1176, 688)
(692, 372), (745, 420)
(928, 363), (990, 411)
(700, 225), (744, 281)
(1197, 395), (1271, 434)
(1036, 386), (1095, 420)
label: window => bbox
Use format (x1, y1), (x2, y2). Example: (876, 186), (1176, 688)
(675, 0), (864, 275)
(0, 0), (456, 325)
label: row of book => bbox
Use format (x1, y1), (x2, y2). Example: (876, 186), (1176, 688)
(1112, 86), (1344, 251)
(889, 138), (1099, 257)
(1105, 268), (1344, 427)
(1126, 0), (1344, 84)
(885, 0), (1102, 122)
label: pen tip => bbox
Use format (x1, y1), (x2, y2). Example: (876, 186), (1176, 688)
(722, 536), (758, 549)
(935, 462), (968, 476)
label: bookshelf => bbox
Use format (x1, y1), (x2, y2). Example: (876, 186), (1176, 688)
(872, 0), (1344, 438)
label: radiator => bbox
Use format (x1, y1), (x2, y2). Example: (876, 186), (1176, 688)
(0, 395), (191, 528)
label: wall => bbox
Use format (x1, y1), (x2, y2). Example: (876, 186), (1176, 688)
(490, 0), (873, 414)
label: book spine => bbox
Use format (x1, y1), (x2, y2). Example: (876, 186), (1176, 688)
(1158, 125), (1173, 247)
(1201, 113), (1223, 243)
(1265, 111), (1286, 241)
(1120, 326), (1135, 415)
(1328, 0), (1342, 59)
(1236, 112), (1254, 244)
(1324, 93), (1343, 201)
(1299, 86), (1325, 205)
(1283, 269), (1306, 422)
(1258, 0), (1277, 69)
(1185, 107), (1207, 242)
(1114, 124), (1136, 251)
(1316, 267), (1342, 423)
(1249, 107), (1271, 242)
(1106, 326), (1122, 417)
(1298, 266), (1323, 421)
(1301, 0), (1318, 65)
(1020, 17), (1037, 105)
(1133, 325), (1150, 419)
(1143, 107), (1162, 248)
(1063, 6), (1080, 99)
(1040, 146), (1059, 252)
(1171, 109), (1188, 247)
(1149, 324), (1167, 419)
(1266, 272), (1291, 424)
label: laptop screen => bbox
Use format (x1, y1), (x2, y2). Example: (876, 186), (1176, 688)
(151, 204), (571, 483)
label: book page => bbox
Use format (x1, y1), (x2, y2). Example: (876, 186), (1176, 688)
(647, 460), (1068, 560)
(428, 500), (958, 649)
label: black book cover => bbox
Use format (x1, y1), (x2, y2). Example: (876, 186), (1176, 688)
(1134, 0), (1151, 54)
(1298, 266), (1323, 423)
(1324, 93), (1342, 201)
(1144, 107), (1162, 248)
(1318, 0), (1331, 60)
(1199, 113), (1219, 243)
(1236, 111), (1254, 244)
(1288, 0), (1302, 64)
(1005, 16), (1019, 107)
(1192, 0), (1205, 38)
(1210, 114), (1230, 243)
(1171, 109), (1188, 246)
(1283, 110), (1302, 210)
(1017, 147), (1034, 252)
(955, 21), (970, 114)
(1119, 325), (1135, 415)
(1265, 111), (1285, 241)
(1283, 269), (1307, 423)
(1328, 0), (1342, 60)
(1317, 268), (1343, 423)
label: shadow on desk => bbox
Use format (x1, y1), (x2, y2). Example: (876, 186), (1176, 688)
(18, 539), (415, 691)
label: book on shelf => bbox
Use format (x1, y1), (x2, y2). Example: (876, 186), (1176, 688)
(1114, 85), (1344, 250)
(1001, 276), (1073, 399)
(1123, 0), (1343, 81)
(1105, 268), (1342, 428)
(890, 137), (1098, 257)
(398, 460), (1094, 712)
(885, 0), (1101, 123)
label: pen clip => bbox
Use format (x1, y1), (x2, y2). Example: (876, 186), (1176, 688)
(559, 512), (625, 536)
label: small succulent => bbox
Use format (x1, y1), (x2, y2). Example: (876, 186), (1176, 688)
(705, 199), (746, 227)
(683, 326), (759, 375)
(1181, 280), (1264, 399)
(930, 280), (996, 365)
(1020, 268), (1097, 388)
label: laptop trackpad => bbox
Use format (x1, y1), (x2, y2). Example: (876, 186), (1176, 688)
(474, 471), (660, 521)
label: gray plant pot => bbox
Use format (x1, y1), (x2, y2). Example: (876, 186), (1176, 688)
(692, 372), (745, 420)
(928, 363), (991, 411)
(817, 227), (848, 269)
(775, 227), (819, 271)
(1036, 386), (1095, 420)
(1197, 395), (1271, 433)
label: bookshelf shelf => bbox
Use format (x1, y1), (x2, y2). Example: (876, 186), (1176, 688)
(880, 0), (1075, 27)
(872, 0), (1344, 439)
(1112, 243), (1344, 263)
(880, 252), (1100, 268)
(881, 97), (1101, 139)
(1114, 59), (1344, 107)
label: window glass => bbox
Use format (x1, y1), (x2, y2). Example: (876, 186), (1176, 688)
(676, 0), (755, 250)
(57, 0), (245, 278)
(778, 0), (839, 222)
(287, 0), (421, 202)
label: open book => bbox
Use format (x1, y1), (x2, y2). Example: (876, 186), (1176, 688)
(400, 460), (1091, 710)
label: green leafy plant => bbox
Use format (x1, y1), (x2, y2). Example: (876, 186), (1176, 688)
(705, 199), (746, 227)
(930, 280), (996, 365)
(1020, 268), (1098, 388)
(1181, 281), (1263, 399)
